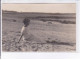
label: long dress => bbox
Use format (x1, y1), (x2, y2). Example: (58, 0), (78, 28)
(21, 26), (41, 43)
(21, 26), (31, 40)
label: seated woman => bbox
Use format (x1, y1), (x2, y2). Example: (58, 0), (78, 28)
(18, 18), (41, 43)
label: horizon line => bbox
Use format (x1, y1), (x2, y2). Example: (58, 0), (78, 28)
(2, 10), (76, 14)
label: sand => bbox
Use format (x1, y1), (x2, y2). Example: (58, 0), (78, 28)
(2, 11), (76, 52)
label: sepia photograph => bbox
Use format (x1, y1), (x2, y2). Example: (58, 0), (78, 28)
(2, 3), (76, 52)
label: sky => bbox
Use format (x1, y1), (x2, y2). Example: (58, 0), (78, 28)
(2, 4), (76, 13)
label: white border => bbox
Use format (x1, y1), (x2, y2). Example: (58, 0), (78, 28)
(2, 0), (76, 3)
(76, 0), (80, 52)
(2, 0), (80, 59)
(1, 0), (2, 57)
(1, 52), (80, 59)
(0, 0), (2, 58)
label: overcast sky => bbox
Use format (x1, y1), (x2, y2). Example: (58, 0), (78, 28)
(2, 4), (76, 13)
